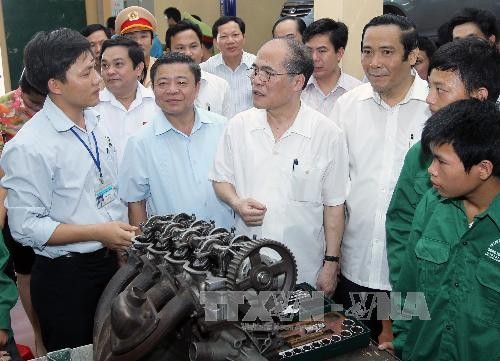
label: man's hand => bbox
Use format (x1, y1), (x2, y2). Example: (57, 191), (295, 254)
(315, 261), (339, 297)
(0, 330), (8, 348)
(378, 341), (395, 354)
(95, 221), (137, 251)
(235, 198), (267, 226)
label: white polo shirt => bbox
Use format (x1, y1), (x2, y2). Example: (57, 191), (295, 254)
(301, 71), (362, 120)
(197, 70), (230, 117)
(210, 102), (349, 285)
(332, 72), (431, 291)
(95, 82), (158, 165)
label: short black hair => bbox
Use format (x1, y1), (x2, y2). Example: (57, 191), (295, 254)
(19, 69), (44, 97)
(422, 99), (500, 177)
(212, 16), (246, 39)
(80, 24), (111, 39)
(164, 7), (181, 23)
(272, 16), (307, 39)
(361, 14), (418, 60)
(280, 39), (314, 90)
(100, 36), (145, 70)
(106, 16), (116, 30)
(417, 35), (437, 58)
(428, 37), (500, 102)
(165, 20), (202, 50)
(150, 52), (201, 87)
(23, 28), (92, 96)
(303, 18), (348, 50)
(448, 7), (498, 40)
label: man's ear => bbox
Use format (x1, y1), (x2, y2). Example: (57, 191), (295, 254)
(135, 61), (145, 77)
(335, 47), (345, 62)
(407, 47), (418, 66)
(478, 160), (494, 181)
(47, 78), (63, 95)
(471, 87), (489, 101)
(293, 74), (306, 92)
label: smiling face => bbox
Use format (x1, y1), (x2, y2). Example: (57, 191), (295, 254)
(170, 29), (203, 64)
(361, 24), (417, 99)
(305, 33), (343, 82)
(101, 45), (143, 97)
(152, 62), (200, 118)
(426, 69), (469, 114)
(215, 21), (245, 59)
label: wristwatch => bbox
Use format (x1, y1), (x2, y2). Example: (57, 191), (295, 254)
(324, 255), (340, 263)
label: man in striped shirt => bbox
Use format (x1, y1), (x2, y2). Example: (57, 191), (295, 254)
(201, 16), (255, 118)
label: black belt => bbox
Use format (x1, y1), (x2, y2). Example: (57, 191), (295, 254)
(63, 247), (111, 258)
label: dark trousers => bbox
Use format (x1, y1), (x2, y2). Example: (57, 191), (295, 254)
(334, 273), (391, 340)
(31, 248), (117, 352)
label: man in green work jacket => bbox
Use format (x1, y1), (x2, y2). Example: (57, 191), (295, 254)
(1, 233), (20, 360)
(382, 99), (500, 360)
(386, 37), (500, 287)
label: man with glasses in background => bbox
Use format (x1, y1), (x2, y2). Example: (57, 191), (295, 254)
(210, 38), (349, 295)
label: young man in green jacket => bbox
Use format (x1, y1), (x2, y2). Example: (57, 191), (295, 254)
(386, 37), (500, 287)
(382, 99), (500, 360)
(0, 233), (20, 360)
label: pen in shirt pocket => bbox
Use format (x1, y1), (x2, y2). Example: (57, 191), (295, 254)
(292, 158), (298, 171)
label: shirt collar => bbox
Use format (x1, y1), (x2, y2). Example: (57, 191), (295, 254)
(153, 106), (215, 136)
(447, 193), (500, 229)
(44, 96), (99, 133)
(215, 51), (253, 69)
(306, 70), (349, 95)
(248, 102), (312, 139)
(360, 69), (428, 104)
(100, 81), (153, 103)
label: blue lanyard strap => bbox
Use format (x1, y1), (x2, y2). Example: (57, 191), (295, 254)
(70, 128), (103, 181)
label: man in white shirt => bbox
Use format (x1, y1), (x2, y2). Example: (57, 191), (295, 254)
(166, 20), (230, 116)
(1, 28), (134, 352)
(302, 18), (362, 120)
(200, 16), (255, 118)
(331, 14), (431, 342)
(96, 36), (158, 164)
(210, 38), (349, 295)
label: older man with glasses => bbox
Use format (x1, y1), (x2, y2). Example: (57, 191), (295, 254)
(210, 38), (349, 295)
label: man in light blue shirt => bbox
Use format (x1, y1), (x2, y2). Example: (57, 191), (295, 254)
(119, 52), (234, 229)
(0, 29), (136, 351)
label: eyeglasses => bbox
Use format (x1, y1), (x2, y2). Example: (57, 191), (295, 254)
(247, 66), (299, 83)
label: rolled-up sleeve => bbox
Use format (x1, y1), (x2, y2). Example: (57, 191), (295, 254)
(118, 136), (150, 203)
(209, 127), (235, 185)
(1, 141), (59, 250)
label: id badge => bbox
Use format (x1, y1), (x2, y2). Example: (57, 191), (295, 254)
(95, 181), (116, 209)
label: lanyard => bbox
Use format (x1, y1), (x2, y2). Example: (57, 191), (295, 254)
(70, 128), (103, 182)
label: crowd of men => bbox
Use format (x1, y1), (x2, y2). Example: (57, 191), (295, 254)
(0, 4), (499, 361)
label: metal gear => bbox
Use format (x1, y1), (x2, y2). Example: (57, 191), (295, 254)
(226, 239), (297, 292)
